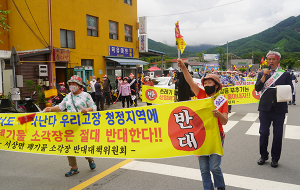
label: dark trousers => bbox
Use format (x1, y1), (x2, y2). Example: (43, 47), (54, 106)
(103, 92), (110, 106)
(289, 95), (296, 104)
(91, 92), (96, 102)
(130, 90), (137, 106)
(122, 95), (130, 108)
(259, 108), (285, 161)
(95, 94), (104, 111)
(228, 105), (232, 112)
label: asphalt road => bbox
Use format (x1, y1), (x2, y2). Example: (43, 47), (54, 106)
(1, 86), (300, 190)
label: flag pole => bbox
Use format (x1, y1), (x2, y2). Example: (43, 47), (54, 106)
(178, 49), (180, 59)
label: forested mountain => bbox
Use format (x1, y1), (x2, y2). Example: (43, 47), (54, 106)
(206, 15), (300, 56)
(148, 38), (197, 57)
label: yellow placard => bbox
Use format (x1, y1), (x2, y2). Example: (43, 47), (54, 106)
(0, 98), (223, 158)
(142, 85), (176, 104)
(219, 85), (260, 105)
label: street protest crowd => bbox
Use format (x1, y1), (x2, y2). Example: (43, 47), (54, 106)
(26, 50), (297, 189)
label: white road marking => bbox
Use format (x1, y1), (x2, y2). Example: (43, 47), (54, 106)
(241, 113), (259, 122)
(285, 125), (300, 140)
(121, 161), (300, 190)
(284, 115), (288, 125)
(245, 123), (260, 136)
(223, 121), (239, 133)
(228, 112), (236, 118)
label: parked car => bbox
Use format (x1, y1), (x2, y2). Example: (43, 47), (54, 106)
(151, 77), (175, 89)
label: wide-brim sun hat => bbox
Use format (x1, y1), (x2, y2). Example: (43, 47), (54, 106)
(201, 74), (222, 92)
(67, 75), (83, 86)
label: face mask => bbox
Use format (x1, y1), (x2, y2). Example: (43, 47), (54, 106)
(130, 77), (133, 79)
(124, 81), (127, 83)
(69, 85), (79, 93)
(92, 79), (95, 82)
(145, 79), (149, 82)
(103, 78), (107, 80)
(204, 85), (216, 95)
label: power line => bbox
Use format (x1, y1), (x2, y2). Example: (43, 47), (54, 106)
(10, 0), (48, 47)
(24, 0), (49, 46)
(146, 0), (245, 17)
(147, 16), (286, 32)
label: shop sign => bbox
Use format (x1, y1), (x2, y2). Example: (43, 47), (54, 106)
(109, 46), (133, 57)
(139, 34), (148, 52)
(54, 49), (70, 62)
(139, 16), (147, 34)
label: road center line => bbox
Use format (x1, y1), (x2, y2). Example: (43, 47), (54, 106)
(121, 160), (300, 190)
(70, 159), (134, 190)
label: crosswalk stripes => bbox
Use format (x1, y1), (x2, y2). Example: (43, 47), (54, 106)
(245, 123), (260, 136)
(285, 125), (300, 140)
(226, 112), (299, 140)
(121, 160), (300, 190)
(241, 113), (259, 121)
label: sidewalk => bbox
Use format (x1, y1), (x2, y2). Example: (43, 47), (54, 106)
(103, 98), (147, 110)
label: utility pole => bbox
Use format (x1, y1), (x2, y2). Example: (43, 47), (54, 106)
(227, 41), (229, 70)
(10, 46), (21, 110)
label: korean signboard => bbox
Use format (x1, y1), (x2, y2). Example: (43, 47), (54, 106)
(54, 48), (70, 62)
(203, 54), (219, 61)
(139, 35), (148, 53)
(139, 17), (147, 34)
(109, 46), (133, 57)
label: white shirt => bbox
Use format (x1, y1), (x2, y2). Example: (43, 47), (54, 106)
(59, 92), (96, 112)
(89, 80), (96, 92)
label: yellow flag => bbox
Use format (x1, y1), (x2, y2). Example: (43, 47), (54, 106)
(175, 21), (186, 54)
(176, 37), (187, 54)
(248, 64), (253, 68)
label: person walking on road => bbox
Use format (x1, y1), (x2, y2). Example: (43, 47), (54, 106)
(143, 76), (154, 106)
(102, 75), (111, 108)
(221, 71), (235, 113)
(95, 77), (104, 111)
(255, 51), (293, 168)
(43, 75), (97, 177)
(288, 70), (297, 105)
(128, 73), (137, 106)
(117, 77), (131, 108)
(89, 76), (96, 102)
(178, 59), (228, 190)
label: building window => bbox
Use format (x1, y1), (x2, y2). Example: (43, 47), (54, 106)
(125, 25), (132, 42)
(109, 21), (118, 40)
(60, 29), (75, 49)
(81, 59), (93, 66)
(86, 15), (98, 37)
(124, 0), (132, 5)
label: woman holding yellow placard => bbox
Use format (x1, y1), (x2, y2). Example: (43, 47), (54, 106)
(178, 59), (228, 190)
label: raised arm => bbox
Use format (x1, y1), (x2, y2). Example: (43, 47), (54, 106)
(177, 59), (200, 96)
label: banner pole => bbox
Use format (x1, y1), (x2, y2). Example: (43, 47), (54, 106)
(178, 49), (180, 59)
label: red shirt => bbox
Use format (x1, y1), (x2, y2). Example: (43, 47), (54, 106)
(196, 88), (228, 133)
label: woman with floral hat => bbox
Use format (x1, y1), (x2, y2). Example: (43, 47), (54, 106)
(43, 75), (97, 177)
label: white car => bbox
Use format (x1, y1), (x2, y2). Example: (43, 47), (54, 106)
(151, 77), (175, 89)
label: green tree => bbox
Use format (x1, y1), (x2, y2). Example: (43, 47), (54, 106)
(195, 51), (207, 62)
(0, 5), (10, 43)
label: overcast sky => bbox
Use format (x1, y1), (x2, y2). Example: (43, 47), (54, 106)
(137, 0), (300, 46)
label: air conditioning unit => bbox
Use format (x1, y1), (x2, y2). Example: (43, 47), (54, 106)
(37, 65), (48, 76)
